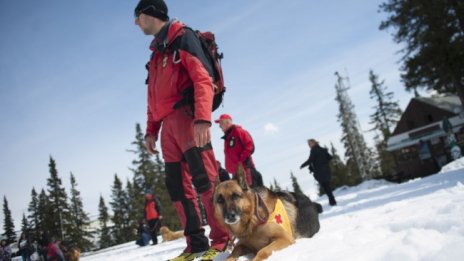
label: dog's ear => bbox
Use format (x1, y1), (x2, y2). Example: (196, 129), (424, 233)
(236, 164), (249, 191)
(214, 175), (221, 187)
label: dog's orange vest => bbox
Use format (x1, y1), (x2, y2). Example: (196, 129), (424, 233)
(267, 199), (293, 237)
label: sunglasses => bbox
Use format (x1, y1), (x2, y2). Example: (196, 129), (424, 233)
(134, 5), (158, 18)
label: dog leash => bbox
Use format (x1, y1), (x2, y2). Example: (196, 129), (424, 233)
(254, 192), (269, 225)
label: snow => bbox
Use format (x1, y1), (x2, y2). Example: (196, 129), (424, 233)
(81, 161), (464, 261)
(440, 157), (464, 173)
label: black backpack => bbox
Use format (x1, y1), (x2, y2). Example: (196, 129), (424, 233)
(173, 27), (226, 112)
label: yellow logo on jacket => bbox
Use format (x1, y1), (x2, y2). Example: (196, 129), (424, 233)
(267, 199), (293, 237)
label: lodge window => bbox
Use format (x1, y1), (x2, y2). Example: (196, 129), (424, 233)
(397, 146), (419, 162)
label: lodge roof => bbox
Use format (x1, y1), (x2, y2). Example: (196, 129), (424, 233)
(415, 94), (462, 114)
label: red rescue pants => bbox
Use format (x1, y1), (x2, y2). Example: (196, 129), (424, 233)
(160, 108), (230, 253)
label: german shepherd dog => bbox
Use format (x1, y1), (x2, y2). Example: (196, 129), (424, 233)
(214, 166), (323, 261)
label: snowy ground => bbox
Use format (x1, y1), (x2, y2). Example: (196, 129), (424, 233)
(82, 159), (464, 261)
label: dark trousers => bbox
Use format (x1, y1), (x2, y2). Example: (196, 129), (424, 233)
(147, 219), (161, 245)
(21, 253), (31, 261)
(40, 248), (48, 261)
(320, 181), (336, 205)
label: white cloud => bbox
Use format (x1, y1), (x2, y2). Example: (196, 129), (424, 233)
(264, 122), (280, 135)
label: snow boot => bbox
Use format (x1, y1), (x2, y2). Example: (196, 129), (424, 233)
(199, 248), (222, 261)
(167, 252), (203, 261)
(329, 198), (337, 206)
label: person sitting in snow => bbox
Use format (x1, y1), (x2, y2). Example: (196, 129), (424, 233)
(300, 139), (337, 206)
(136, 219), (152, 247)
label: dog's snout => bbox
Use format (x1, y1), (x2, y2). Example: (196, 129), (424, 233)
(226, 212), (237, 220)
(224, 210), (241, 225)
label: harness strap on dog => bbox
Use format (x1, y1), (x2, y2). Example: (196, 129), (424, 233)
(254, 192), (269, 225)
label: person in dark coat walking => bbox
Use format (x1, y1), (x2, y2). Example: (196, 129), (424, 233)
(144, 188), (162, 245)
(18, 233), (32, 261)
(39, 230), (49, 261)
(300, 139), (337, 206)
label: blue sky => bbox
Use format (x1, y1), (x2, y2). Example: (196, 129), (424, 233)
(0, 0), (418, 229)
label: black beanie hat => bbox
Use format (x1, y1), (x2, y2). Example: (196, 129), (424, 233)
(134, 0), (169, 21)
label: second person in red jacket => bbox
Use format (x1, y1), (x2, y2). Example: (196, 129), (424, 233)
(144, 189), (162, 245)
(215, 114), (263, 187)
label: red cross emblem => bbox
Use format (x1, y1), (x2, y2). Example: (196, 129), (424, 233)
(275, 214), (283, 224)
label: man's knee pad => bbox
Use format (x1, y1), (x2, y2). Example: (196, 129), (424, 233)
(183, 146), (211, 194)
(165, 162), (185, 201)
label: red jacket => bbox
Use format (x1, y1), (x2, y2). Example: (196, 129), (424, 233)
(145, 20), (215, 140)
(222, 125), (255, 174)
(145, 194), (162, 220)
(47, 241), (65, 261)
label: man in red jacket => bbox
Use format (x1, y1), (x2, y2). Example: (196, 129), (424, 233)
(134, 1), (230, 260)
(215, 114), (263, 187)
(144, 189), (162, 245)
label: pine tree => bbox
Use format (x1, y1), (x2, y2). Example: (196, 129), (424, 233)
(98, 195), (112, 249)
(46, 156), (70, 242)
(128, 124), (157, 203)
(110, 174), (132, 244)
(125, 179), (138, 230)
(273, 178), (282, 192)
(128, 123), (181, 230)
(368, 70), (402, 140)
(37, 189), (50, 236)
(21, 213), (29, 237)
(68, 173), (94, 251)
(379, 0), (464, 104)
(269, 183), (275, 191)
(335, 72), (380, 180)
(290, 172), (303, 194)
(368, 70), (402, 176)
(2, 196), (16, 244)
(27, 187), (41, 241)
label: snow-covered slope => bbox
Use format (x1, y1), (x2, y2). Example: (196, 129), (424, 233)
(82, 159), (464, 261)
